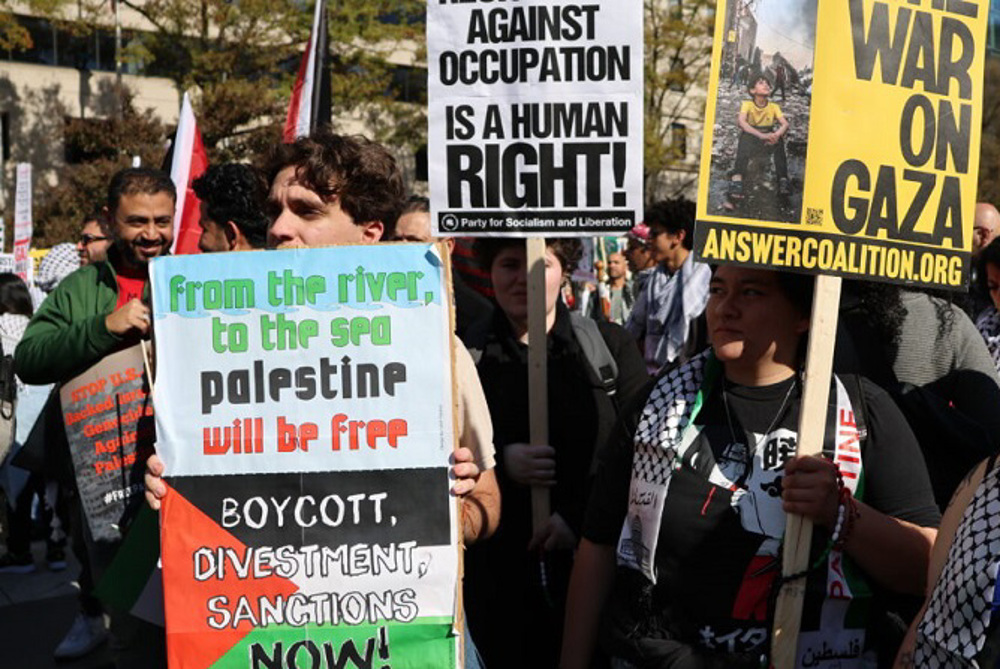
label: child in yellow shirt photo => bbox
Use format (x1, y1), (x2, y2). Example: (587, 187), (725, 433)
(725, 73), (790, 210)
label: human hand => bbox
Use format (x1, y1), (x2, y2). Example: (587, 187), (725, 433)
(528, 512), (577, 552)
(106, 299), (151, 336)
(781, 455), (841, 529)
(450, 447), (480, 497)
(764, 133), (779, 145)
(503, 443), (556, 486)
(145, 453), (166, 511)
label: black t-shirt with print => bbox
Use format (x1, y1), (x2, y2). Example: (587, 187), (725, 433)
(584, 374), (941, 667)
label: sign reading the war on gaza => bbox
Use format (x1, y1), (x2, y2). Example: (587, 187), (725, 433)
(151, 244), (460, 669)
(427, 0), (643, 236)
(694, 0), (987, 289)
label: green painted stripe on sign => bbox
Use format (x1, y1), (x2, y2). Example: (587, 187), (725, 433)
(211, 618), (458, 668)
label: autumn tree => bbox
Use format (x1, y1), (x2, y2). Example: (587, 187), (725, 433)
(17, 1), (430, 243)
(978, 58), (1000, 205)
(322, 0), (427, 173)
(644, 0), (715, 203)
(115, 0), (306, 163)
(113, 0), (427, 163)
(32, 86), (167, 248)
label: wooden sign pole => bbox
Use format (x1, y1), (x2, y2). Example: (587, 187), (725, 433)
(771, 273), (842, 667)
(526, 237), (551, 533)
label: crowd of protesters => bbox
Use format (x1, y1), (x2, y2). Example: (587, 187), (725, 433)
(2, 127), (1000, 669)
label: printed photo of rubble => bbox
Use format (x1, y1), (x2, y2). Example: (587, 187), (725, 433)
(708, 0), (816, 224)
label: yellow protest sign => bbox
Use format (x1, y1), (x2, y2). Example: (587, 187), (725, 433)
(695, 0), (987, 289)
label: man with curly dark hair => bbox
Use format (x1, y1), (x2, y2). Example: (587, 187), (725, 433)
(146, 130), (501, 668)
(192, 164), (268, 252)
(261, 128), (405, 248)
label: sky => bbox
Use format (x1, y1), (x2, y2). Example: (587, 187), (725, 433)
(753, 0), (818, 70)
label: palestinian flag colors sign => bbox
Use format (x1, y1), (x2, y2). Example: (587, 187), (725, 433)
(151, 244), (461, 668)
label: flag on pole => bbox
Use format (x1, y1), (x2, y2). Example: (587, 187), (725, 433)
(168, 93), (208, 255)
(283, 0), (331, 141)
(94, 505), (164, 626)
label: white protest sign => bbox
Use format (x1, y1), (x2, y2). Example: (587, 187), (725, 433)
(13, 164), (31, 282)
(151, 244), (461, 668)
(428, 0), (643, 236)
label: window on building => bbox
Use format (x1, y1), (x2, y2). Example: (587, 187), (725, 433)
(414, 145), (428, 182)
(670, 122), (687, 160)
(5, 15), (123, 73)
(669, 57), (685, 92)
(990, 0), (1000, 53)
(388, 65), (427, 104)
(0, 112), (9, 162)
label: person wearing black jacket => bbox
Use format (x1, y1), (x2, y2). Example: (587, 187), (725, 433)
(463, 237), (648, 668)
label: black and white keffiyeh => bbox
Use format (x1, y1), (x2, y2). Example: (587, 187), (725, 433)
(976, 308), (1000, 374)
(35, 242), (80, 293)
(915, 460), (1000, 667)
(618, 351), (710, 580)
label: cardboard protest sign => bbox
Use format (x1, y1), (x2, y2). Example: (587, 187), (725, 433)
(694, 0), (987, 289)
(427, 0), (643, 236)
(151, 244), (460, 669)
(60, 344), (152, 544)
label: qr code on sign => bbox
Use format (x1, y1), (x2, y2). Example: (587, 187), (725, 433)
(806, 208), (823, 226)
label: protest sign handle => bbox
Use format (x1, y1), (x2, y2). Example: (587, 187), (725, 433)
(140, 339), (154, 390)
(771, 273), (842, 668)
(526, 238), (551, 532)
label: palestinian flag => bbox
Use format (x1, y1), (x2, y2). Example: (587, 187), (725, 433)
(161, 469), (459, 668)
(284, 0), (331, 141)
(169, 93), (209, 255)
(94, 505), (164, 626)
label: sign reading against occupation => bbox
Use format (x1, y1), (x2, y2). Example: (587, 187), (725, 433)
(427, 0), (643, 236)
(13, 163), (32, 283)
(694, 0), (987, 289)
(59, 344), (152, 544)
(151, 244), (460, 669)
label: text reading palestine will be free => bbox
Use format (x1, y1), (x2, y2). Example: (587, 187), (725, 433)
(166, 267), (436, 315)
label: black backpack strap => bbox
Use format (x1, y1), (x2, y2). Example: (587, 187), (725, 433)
(569, 312), (618, 398)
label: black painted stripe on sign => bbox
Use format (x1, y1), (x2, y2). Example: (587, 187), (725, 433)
(169, 468), (451, 548)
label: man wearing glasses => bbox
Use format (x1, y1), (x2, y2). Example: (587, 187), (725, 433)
(76, 213), (112, 267)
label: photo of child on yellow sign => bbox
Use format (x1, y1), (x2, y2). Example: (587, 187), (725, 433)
(696, 0), (988, 290)
(713, 0), (813, 223)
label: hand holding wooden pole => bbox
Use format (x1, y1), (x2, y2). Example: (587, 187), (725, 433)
(771, 274), (842, 668)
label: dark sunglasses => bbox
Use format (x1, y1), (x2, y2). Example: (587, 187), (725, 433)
(79, 234), (108, 245)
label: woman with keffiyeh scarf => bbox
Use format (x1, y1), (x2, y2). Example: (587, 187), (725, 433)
(561, 266), (941, 669)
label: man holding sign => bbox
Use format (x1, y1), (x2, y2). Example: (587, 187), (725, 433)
(145, 129), (500, 668)
(15, 167), (175, 665)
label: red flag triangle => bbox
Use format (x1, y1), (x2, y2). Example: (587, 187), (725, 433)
(161, 483), (300, 668)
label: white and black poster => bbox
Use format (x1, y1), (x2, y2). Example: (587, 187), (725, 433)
(428, 0), (643, 236)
